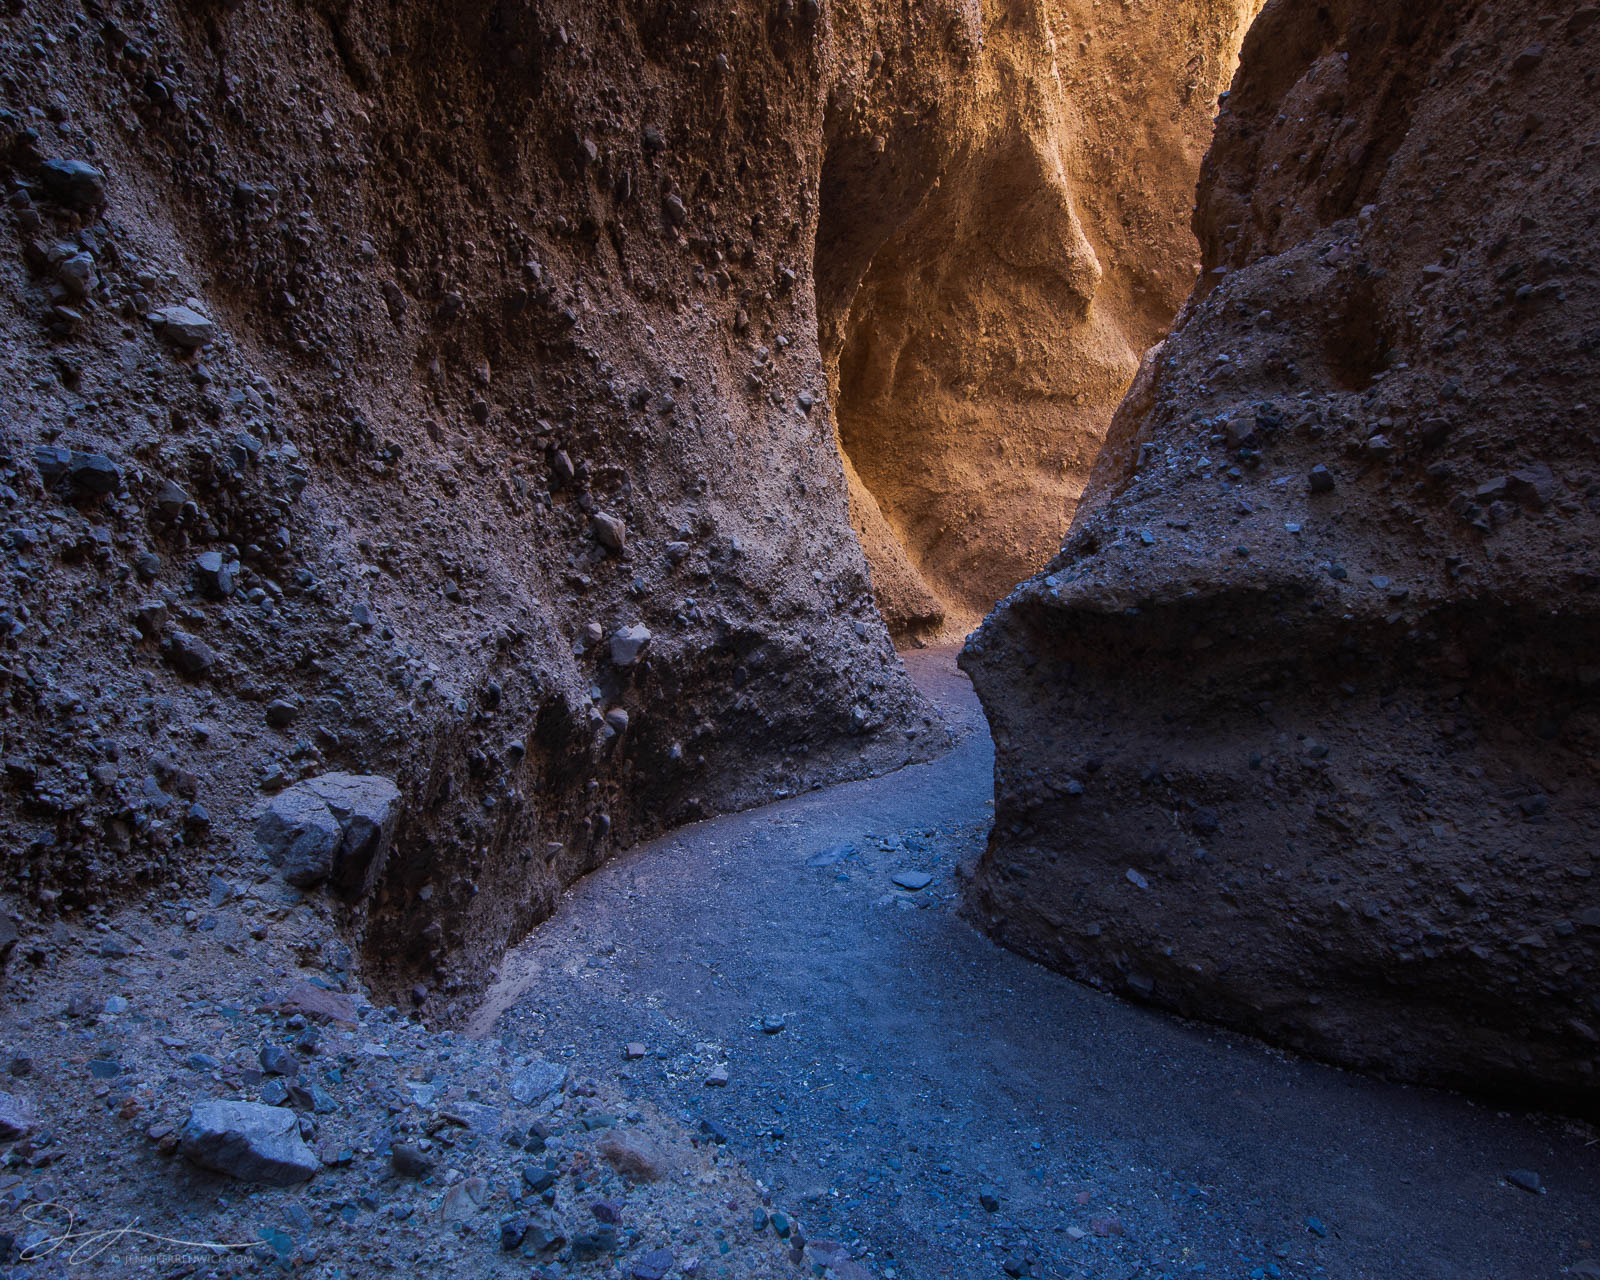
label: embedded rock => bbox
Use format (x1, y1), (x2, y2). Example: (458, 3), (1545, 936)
(609, 624), (651, 668)
(150, 304), (217, 350)
(0, 1090), (35, 1141)
(964, 0), (1600, 1112)
(510, 1057), (568, 1106)
(257, 774), (400, 895)
(37, 158), (106, 211)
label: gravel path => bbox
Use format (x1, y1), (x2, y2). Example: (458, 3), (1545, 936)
(475, 648), (1600, 1280)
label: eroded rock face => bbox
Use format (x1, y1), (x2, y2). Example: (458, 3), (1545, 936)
(820, 0), (1263, 638)
(964, 0), (1600, 1109)
(0, 0), (978, 1016)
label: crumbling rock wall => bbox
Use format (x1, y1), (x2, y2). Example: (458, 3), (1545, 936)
(963, 0), (1600, 1110)
(0, 0), (1016, 1017)
(818, 0), (1261, 638)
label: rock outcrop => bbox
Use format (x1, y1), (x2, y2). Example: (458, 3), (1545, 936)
(964, 0), (1600, 1111)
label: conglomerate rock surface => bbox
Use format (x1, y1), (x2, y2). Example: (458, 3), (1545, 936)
(0, 0), (996, 1018)
(822, 0), (1261, 638)
(963, 0), (1600, 1111)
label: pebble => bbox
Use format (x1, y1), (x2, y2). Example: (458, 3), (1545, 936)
(597, 1131), (667, 1182)
(166, 630), (217, 676)
(68, 452), (120, 495)
(266, 699), (300, 728)
(259, 1043), (298, 1077)
(592, 512), (626, 552)
(705, 1065), (730, 1087)
(194, 550), (236, 597)
(1507, 1168), (1542, 1193)
(439, 1176), (488, 1220)
(891, 870), (932, 891)
(631, 1248), (676, 1280)
(522, 1165), (557, 1193)
(1510, 44), (1545, 72)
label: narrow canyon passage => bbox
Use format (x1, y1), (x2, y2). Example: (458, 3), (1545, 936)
(2, 0), (1597, 1274)
(475, 652), (1600, 1280)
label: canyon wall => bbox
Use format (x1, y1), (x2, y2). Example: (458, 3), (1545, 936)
(822, 0), (1261, 639)
(964, 0), (1600, 1110)
(0, 0), (1273, 1014)
(1, 0), (978, 1017)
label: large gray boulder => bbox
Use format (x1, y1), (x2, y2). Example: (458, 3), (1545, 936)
(179, 1100), (318, 1185)
(256, 772), (400, 896)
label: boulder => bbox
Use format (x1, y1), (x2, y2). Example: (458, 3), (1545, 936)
(256, 787), (343, 888)
(256, 773), (400, 895)
(179, 1100), (317, 1185)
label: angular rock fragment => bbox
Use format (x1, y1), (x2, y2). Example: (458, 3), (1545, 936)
(179, 1100), (318, 1185)
(150, 303), (217, 349)
(0, 1089), (35, 1140)
(509, 1056), (568, 1105)
(165, 631), (217, 676)
(38, 158), (106, 210)
(256, 773), (400, 895)
(592, 512), (626, 552)
(610, 623), (650, 666)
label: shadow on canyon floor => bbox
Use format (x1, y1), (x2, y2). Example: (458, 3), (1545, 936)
(477, 648), (1600, 1280)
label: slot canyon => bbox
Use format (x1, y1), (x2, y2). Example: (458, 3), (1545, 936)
(0, 0), (1596, 1277)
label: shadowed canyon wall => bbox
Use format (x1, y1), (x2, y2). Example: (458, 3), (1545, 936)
(0, 0), (1272, 1015)
(819, 0), (1262, 640)
(0, 0), (972, 1016)
(964, 0), (1600, 1110)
